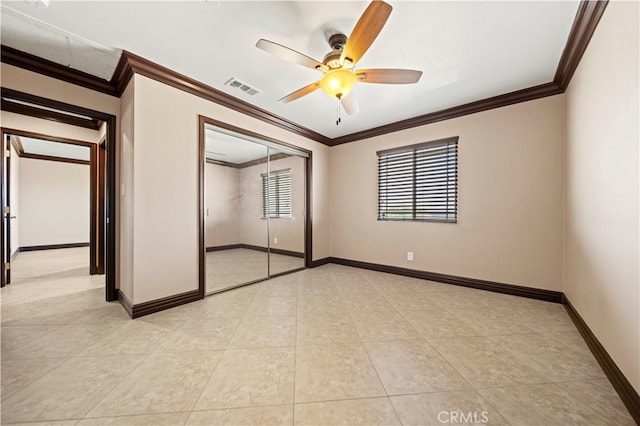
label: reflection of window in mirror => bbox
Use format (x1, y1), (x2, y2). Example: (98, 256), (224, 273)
(262, 168), (292, 219)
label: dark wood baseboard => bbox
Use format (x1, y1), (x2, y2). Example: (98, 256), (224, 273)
(117, 290), (134, 318)
(328, 257), (564, 303)
(271, 247), (305, 258)
(206, 244), (242, 252)
(309, 257), (331, 268)
(128, 289), (202, 319)
(206, 244), (304, 258)
(118, 288), (202, 319)
(20, 242), (90, 252)
(563, 297), (640, 424)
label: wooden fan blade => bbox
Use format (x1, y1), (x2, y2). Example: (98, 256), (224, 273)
(256, 39), (325, 71)
(340, 1), (392, 66)
(279, 81), (320, 103)
(340, 92), (360, 115)
(356, 68), (423, 84)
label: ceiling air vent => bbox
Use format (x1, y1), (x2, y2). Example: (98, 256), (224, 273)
(224, 77), (261, 96)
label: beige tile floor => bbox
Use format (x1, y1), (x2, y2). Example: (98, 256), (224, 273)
(1, 249), (635, 425)
(206, 249), (304, 293)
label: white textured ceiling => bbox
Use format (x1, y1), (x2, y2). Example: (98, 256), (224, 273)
(0, 1), (580, 139)
(205, 128), (269, 164)
(205, 124), (303, 164)
(18, 136), (90, 161)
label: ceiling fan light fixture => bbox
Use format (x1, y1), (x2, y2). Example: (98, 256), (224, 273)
(319, 68), (356, 100)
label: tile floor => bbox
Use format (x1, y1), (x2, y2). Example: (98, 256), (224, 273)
(206, 249), (304, 293)
(1, 249), (635, 425)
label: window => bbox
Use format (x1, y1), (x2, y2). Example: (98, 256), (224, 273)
(377, 136), (458, 222)
(262, 168), (292, 218)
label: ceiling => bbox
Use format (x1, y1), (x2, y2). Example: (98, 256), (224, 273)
(14, 135), (90, 161)
(206, 127), (270, 164)
(1, 1), (580, 139)
(205, 124), (306, 164)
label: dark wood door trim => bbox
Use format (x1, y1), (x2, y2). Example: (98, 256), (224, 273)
(1, 133), (10, 286)
(198, 116), (206, 299)
(97, 138), (106, 274)
(89, 143), (98, 275)
(1, 128), (99, 275)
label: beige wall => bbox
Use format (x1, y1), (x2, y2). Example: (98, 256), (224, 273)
(238, 161), (268, 249)
(240, 155), (305, 253)
(330, 95), (565, 291)
(19, 158), (90, 247)
(564, 0), (639, 392)
(206, 155), (305, 253)
(119, 79), (135, 300)
(205, 162), (241, 247)
(130, 74), (329, 303)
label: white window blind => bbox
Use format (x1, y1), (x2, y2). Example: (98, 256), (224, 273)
(377, 137), (458, 222)
(262, 169), (292, 218)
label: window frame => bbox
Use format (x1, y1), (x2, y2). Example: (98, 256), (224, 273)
(377, 136), (458, 223)
(261, 168), (293, 219)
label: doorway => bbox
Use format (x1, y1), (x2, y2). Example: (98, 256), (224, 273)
(199, 116), (312, 295)
(0, 129), (101, 286)
(0, 88), (117, 301)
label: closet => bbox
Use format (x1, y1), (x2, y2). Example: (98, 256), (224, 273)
(203, 120), (309, 293)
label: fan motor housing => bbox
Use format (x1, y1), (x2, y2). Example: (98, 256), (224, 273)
(322, 33), (349, 69)
(322, 51), (342, 69)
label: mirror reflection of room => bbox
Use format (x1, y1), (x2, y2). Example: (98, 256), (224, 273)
(204, 126), (305, 294)
(263, 149), (305, 276)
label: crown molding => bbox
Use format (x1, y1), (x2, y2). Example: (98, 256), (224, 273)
(329, 82), (563, 146)
(0, 45), (118, 97)
(0, 0), (607, 146)
(117, 50), (331, 145)
(554, 0), (608, 89)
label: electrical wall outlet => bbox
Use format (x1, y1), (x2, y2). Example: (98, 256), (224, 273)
(407, 252), (414, 261)
(274, 237), (278, 244)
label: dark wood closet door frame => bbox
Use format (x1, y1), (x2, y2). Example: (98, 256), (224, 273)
(198, 115), (313, 297)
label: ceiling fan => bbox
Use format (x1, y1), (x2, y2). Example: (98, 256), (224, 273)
(256, 0), (422, 116)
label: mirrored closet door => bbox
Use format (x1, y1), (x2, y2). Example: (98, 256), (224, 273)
(265, 147), (305, 276)
(203, 120), (308, 294)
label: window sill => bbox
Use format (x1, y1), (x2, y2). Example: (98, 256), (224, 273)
(377, 218), (457, 224)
